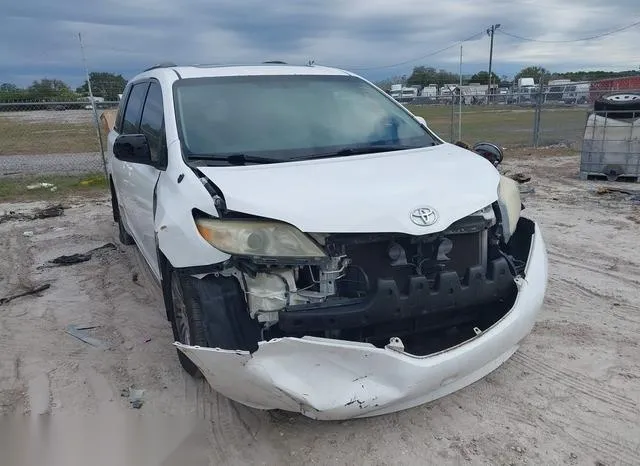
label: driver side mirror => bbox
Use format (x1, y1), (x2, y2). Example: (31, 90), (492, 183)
(113, 134), (154, 165)
(414, 116), (427, 127)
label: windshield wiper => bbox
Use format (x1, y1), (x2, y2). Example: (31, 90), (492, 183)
(189, 153), (281, 165)
(291, 144), (418, 161)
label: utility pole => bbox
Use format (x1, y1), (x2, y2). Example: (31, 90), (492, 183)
(458, 45), (463, 141)
(486, 24), (501, 104)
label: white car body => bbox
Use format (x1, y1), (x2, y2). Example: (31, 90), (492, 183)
(107, 64), (548, 420)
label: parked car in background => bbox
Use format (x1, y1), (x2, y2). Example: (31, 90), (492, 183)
(107, 63), (548, 420)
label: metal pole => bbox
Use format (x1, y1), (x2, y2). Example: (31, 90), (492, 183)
(450, 86), (455, 142)
(487, 25), (494, 105)
(533, 71), (544, 147)
(458, 45), (463, 141)
(78, 32), (108, 179)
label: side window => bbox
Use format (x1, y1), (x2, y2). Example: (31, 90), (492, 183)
(139, 82), (165, 163)
(114, 84), (131, 133)
(121, 82), (149, 134)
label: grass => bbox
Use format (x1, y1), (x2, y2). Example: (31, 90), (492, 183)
(0, 118), (99, 155)
(407, 105), (588, 147)
(0, 173), (108, 202)
(0, 106), (589, 156)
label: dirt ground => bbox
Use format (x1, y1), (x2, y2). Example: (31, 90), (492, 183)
(1, 154), (639, 466)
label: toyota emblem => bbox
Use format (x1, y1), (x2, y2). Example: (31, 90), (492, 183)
(410, 207), (438, 226)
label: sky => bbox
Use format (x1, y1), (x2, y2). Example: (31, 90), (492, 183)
(1, 0), (639, 88)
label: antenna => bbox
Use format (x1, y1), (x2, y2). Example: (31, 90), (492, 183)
(78, 32), (107, 179)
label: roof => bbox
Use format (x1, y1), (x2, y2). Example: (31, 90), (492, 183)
(140, 64), (352, 80)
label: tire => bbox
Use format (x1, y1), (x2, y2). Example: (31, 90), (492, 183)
(167, 269), (261, 377)
(594, 93), (640, 120)
(118, 217), (135, 245)
(169, 270), (208, 377)
(110, 183), (135, 245)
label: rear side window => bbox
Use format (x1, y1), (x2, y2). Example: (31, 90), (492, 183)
(121, 82), (149, 134)
(139, 82), (165, 162)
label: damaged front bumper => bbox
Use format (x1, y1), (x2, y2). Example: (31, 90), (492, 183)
(175, 222), (547, 421)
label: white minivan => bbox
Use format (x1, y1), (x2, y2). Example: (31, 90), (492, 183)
(107, 63), (548, 420)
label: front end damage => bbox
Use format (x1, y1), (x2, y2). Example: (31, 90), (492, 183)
(175, 197), (548, 420)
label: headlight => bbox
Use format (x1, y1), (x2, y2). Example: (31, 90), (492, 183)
(195, 218), (326, 258)
(497, 175), (521, 242)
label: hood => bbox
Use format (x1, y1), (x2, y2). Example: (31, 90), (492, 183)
(197, 144), (500, 235)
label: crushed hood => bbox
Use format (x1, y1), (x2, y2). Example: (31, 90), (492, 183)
(197, 143), (500, 234)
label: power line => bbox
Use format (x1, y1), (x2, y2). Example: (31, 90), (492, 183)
(497, 19), (640, 43)
(341, 31), (485, 71)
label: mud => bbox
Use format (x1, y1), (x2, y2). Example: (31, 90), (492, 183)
(1, 155), (639, 465)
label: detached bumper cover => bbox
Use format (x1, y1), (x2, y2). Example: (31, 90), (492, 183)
(176, 222), (547, 421)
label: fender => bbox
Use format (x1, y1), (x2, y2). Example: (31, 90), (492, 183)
(154, 141), (230, 270)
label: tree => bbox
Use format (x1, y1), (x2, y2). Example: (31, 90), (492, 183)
(77, 72), (127, 101)
(407, 66), (459, 88)
(0, 83), (18, 92)
(27, 79), (75, 101)
(514, 66), (548, 83)
(469, 71), (501, 85)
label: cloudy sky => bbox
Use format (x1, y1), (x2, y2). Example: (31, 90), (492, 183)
(1, 0), (639, 87)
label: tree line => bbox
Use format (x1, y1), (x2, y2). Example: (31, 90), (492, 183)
(0, 72), (127, 103)
(376, 66), (640, 89)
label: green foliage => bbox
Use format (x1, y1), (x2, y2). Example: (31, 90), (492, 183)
(469, 71), (501, 85)
(550, 69), (640, 82)
(406, 66), (459, 88)
(76, 72), (127, 101)
(514, 66), (549, 82)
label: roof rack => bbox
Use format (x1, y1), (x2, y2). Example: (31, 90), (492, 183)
(262, 61), (287, 64)
(144, 62), (177, 72)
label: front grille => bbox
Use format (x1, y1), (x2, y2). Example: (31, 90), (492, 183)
(330, 229), (488, 297)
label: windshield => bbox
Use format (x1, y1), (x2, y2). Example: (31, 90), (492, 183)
(173, 74), (440, 162)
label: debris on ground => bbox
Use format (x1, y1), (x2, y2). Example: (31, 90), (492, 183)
(33, 204), (64, 219)
(595, 186), (640, 203)
(26, 182), (55, 190)
(596, 186), (637, 196)
(509, 173), (531, 183)
(51, 253), (92, 266)
(45, 243), (116, 267)
(120, 386), (145, 409)
(65, 324), (108, 348)
(0, 283), (51, 306)
(0, 203), (65, 224)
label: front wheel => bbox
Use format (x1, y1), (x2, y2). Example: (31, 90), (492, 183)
(165, 269), (261, 377)
(169, 270), (208, 377)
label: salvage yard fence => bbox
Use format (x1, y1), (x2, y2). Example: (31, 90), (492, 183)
(1, 90), (639, 178)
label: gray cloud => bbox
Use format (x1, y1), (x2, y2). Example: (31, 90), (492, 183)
(1, 0), (638, 86)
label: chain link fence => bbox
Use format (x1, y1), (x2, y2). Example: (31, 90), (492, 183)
(0, 101), (118, 176)
(1, 86), (638, 178)
(405, 90), (599, 150)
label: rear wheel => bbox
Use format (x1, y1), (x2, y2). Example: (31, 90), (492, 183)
(110, 183), (135, 245)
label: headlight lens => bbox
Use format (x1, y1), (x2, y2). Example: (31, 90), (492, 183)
(195, 218), (327, 258)
(497, 175), (521, 242)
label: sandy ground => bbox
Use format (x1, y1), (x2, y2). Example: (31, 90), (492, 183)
(1, 154), (639, 465)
